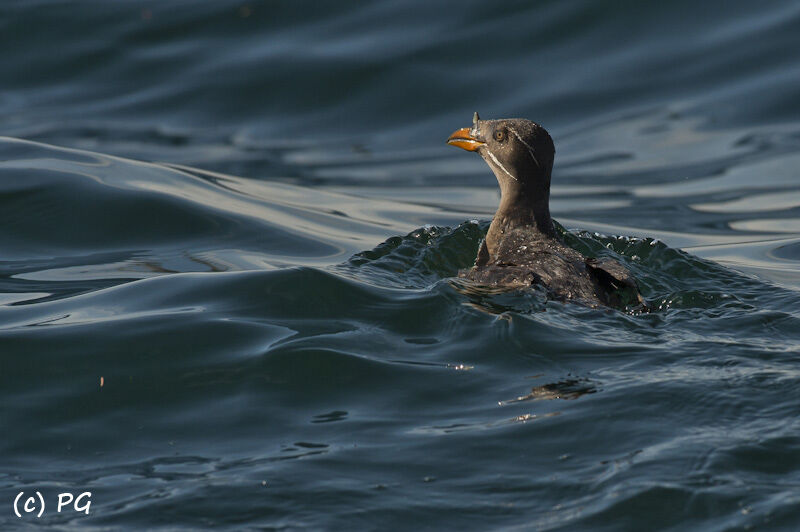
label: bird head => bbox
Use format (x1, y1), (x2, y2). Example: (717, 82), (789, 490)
(448, 112), (555, 198)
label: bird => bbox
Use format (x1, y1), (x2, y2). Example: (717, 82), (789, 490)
(447, 112), (645, 309)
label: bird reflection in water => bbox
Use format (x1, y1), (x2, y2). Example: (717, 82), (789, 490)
(500, 378), (598, 405)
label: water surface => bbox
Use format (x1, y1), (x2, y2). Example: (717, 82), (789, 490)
(2, 1), (800, 530)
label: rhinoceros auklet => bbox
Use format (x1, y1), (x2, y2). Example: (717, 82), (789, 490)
(448, 112), (645, 309)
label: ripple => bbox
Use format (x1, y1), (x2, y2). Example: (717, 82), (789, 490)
(3, 1), (800, 529)
(693, 190), (800, 213)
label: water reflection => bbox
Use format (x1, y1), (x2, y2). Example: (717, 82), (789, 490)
(499, 378), (599, 405)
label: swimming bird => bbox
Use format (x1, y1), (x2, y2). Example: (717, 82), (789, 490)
(447, 113), (645, 308)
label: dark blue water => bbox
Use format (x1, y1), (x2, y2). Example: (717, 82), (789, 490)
(2, 1), (800, 530)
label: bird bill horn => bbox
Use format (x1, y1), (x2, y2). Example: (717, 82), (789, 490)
(473, 111), (480, 125)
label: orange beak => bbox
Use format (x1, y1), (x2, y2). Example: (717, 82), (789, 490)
(447, 127), (485, 152)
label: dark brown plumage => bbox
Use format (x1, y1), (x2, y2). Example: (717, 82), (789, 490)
(447, 113), (645, 309)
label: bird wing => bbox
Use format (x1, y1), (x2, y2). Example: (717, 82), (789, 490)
(475, 239), (490, 268)
(585, 257), (646, 307)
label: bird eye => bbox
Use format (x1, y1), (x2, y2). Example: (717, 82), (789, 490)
(494, 129), (506, 142)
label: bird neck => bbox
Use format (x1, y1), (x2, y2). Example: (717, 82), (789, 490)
(485, 182), (556, 258)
